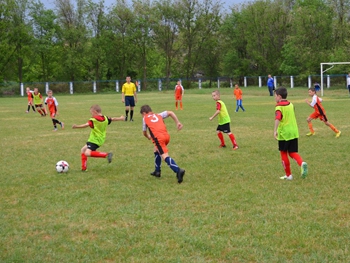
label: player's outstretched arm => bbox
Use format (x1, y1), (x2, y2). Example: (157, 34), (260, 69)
(167, 111), (183, 131)
(111, 116), (125, 121)
(72, 123), (89, 129)
(209, 110), (220, 121)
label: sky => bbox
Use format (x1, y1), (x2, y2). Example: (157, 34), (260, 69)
(41, 0), (249, 10)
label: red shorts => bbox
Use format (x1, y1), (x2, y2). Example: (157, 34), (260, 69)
(50, 111), (56, 118)
(175, 95), (182, 101)
(309, 112), (327, 122)
(152, 134), (170, 155)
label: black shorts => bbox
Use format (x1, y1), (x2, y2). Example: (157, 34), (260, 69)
(217, 123), (231, 133)
(35, 104), (43, 108)
(87, 142), (99, 151)
(125, 96), (135, 107)
(278, 138), (298, 152)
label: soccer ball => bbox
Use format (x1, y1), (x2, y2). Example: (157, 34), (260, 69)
(56, 160), (69, 173)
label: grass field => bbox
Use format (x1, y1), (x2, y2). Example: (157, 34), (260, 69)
(1, 87), (349, 262)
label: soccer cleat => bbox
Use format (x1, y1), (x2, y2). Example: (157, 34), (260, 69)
(280, 175), (293, 180)
(301, 162), (308, 179)
(150, 171), (161, 177)
(233, 146), (239, 150)
(124, 116), (128, 121)
(177, 168), (185, 184)
(335, 131), (341, 138)
(53, 128), (57, 131)
(81, 169), (88, 172)
(219, 144), (226, 148)
(130, 119), (134, 122)
(60, 122), (65, 129)
(306, 132), (315, 136)
(25, 111), (29, 113)
(107, 152), (113, 163)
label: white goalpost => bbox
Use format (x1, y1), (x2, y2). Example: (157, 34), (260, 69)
(320, 62), (350, 96)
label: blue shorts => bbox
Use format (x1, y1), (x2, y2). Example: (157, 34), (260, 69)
(125, 96), (135, 107)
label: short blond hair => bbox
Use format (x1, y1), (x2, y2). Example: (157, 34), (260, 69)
(90, 104), (101, 113)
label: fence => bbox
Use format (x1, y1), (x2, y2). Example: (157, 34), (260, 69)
(1, 74), (349, 96)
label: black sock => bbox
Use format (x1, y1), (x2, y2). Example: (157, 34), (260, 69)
(130, 110), (134, 120)
(32, 106), (35, 112)
(125, 110), (129, 117)
(27, 105), (30, 111)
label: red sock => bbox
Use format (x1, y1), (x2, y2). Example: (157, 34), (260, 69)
(175, 102), (178, 109)
(217, 132), (225, 145)
(90, 151), (108, 158)
(180, 102), (183, 109)
(280, 151), (291, 176)
(228, 133), (237, 147)
(289, 152), (303, 166)
(81, 153), (87, 170)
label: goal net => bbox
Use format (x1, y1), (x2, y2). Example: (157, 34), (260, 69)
(320, 62), (350, 96)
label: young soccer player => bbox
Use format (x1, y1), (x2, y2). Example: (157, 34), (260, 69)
(140, 104), (185, 184)
(209, 90), (239, 150)
(72, 105), (125, 171)
(121, 76), (137, 121)
(274, 87), (308, 180)
(32, 88), (47, 116)
(305, 87), (341, 138)
(45, 90), (64, 131)
(174, 80), (184, 110)
(25, 87), (35, 113)
(233, 84), (245, 112)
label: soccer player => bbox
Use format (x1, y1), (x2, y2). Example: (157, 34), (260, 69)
(121, 76), (137, 121)
(209, 90), (239, 150)
(233, 84), (245, 112)
(347, 73), (350, 96)
(45, 90), (64, 131)
(72, 105), (125, 171)
(305, 87), (341, 138)
(174, 80), (184, 110)
(32, 88), (47, 116)
(140, 104), (185, 184)
(274, 87), (308, 180)
(25, 87), (35, 113)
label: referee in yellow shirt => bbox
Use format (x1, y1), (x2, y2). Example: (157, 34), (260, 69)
(121, 76), (138, 121)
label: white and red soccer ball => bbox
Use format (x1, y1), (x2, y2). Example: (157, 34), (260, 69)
(56, 160), (69, 173)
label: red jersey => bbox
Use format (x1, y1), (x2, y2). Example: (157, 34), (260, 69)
(27, 90), (33, 101)
(142, 111), (169, 140)
(45, 96), (59, 113)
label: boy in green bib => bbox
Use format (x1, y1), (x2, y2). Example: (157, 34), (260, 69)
(72, 105), (124, 171)
(274, 87), (308, 180)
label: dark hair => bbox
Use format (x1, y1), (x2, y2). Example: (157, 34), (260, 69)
(309, 87), (316, 92)
(140, 105), (152, 114)
(275, 87), (288, 99)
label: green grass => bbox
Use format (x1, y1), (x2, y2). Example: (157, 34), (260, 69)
(1, 87), (349, 262)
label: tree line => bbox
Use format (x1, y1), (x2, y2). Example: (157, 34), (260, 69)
(1, 0), (350, 90)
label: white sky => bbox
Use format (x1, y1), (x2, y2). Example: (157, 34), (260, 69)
(41, 0), (249, 10)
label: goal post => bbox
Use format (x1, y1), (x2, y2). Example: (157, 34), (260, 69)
(320, 62), (350, 96)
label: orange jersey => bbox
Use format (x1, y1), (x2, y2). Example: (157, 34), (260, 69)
(310, 94), (325, 115)
(143, 111), (169, 139)
(143, 111), (170, 154)
(45, 97), (58, 113)
(175, 85), (184, 97)
(234, 88), (242, 100)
